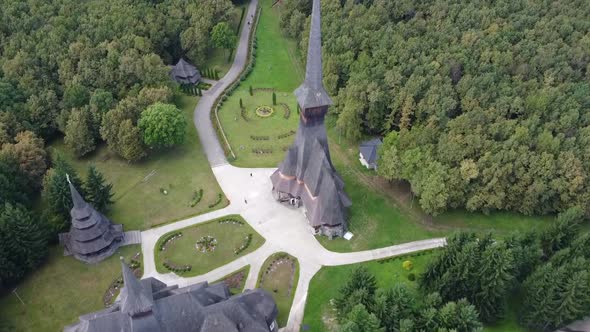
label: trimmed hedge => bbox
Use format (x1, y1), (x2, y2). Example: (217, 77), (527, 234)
(234, 233), (253, 255)
(250, 135), (270, 140)
(159, 232), (182, 251)
(163, 260), (192, 273)
(189, 189), (204, 207)
(277, 130), (296, 139)
(208, 193), (223, 208)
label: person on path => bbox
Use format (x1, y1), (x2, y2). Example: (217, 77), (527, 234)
(250, 173), (253, 177)
(244, 199), (248, 204)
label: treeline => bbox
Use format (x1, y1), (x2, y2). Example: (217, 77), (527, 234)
(0, 0), (237, 289)
(337, 208), (590, 331)
(281, 0), (590, 216)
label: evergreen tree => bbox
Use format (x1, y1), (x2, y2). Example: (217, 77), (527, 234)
(117, 120), (146, 162)
(43, 154), (84, 224)
(540, 207), (582, 258)
(340, 304), (383, 332)
(64, 108), (96, 157)
(521, 257), (590, 331)
(336, 267), (378, 317)
(373, 284), (415, 331)
(272, 92), (276, 105)
(0, 203), (48, 287)
(239, 98), (243, 108)
(249, 85), (253, 96)
(84, 165), (114, 212)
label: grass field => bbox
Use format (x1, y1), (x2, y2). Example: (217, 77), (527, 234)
(155, 215), (265, 276)
(257, 252), (300, 328)
(48, 95), (227, 231)
(219, 90), (299, 167)
(0, 245), (141, 332)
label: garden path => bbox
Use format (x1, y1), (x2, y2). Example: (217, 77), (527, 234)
(140, 0), (446, 330)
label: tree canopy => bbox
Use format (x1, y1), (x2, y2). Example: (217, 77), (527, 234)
(139, 103), (187, 148)
(282, 0), (590, 216)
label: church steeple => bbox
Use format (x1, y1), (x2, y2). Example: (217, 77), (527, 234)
(294, 0), (333, 111)
(66, 174), (87, 211)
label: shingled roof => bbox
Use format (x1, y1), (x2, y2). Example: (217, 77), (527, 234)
(271, 0), (350, 238)
(170, 58), (201, 85)
(58, 176), (124, 263)
(359, 138), (383, 164)
(64, 260), (279, 332)
(294, 0), (333, 110)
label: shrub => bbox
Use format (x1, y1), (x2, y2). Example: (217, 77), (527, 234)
(402, 260), (413, 271)
(249, 85), (253, 96)
(407, 273), (416, 281)
(208, 193), (223, 208)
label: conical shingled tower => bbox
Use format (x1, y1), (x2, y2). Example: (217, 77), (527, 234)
(58, 175), (124, 263)
(271, 0), (351, 238)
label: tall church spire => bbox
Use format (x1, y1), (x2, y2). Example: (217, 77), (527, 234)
(66, 174), (87, 210)
(294, 0), (333, 110)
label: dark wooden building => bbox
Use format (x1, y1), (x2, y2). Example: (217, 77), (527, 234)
(170, 58), (201, 85)
(58, 176), (124, 263)
(64, 259), (279, 332)
(270, 0), (351, 238)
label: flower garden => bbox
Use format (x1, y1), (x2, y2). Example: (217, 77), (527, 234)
(155, 215), (265, 276)
(257, 252), (299, 327)
(218, 88), (300, 167)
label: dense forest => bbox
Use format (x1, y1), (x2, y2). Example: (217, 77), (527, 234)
(281, 0), (590, 216)
(0, 0), (237, 289)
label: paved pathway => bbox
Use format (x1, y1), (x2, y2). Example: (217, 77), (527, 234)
(193, 0), (258, 167)
(140, 0), (446, 330)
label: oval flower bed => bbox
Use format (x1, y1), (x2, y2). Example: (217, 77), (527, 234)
(255, 105), (274, 117)
(155, 215), (266, 276)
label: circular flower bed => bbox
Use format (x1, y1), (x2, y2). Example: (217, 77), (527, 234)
(195, 236), (217, 253)
(255, 105), (274, 118)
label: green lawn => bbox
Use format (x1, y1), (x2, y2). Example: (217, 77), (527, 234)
(219, 90), (299, 167)
(257, 252), (300, 328)
(213, 265), (251, 295)
(0, 245), (141, 332)
(303, 251), (525, 332)
(155, 215), (265, 276)
(48, 95), (227, 231)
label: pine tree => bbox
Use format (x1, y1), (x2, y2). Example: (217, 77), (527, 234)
(340, 304), (383, 332)
(43, 154), (84, 223)
(117, 120), (146, 162)
(0, 203), (48, 286)
(373, 284), (414, 331)
(85, 165), (114, 212)
(474, 243), (515, 322)
(335, 267), (377, 317)
(64, 108), (96, 157)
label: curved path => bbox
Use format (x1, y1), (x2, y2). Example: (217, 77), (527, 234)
(142, 0), (446, 330)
